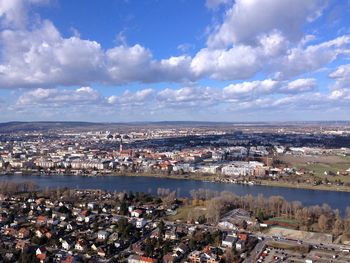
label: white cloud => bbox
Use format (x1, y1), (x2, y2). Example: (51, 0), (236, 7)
(329, 64), (350, 81)
(10, 75), (350, 121)
(0, 1), (348, 90)
(156, 86), (221, 108)
(0, 20), (195, 88)
(274, 35), (350, 79)
(108, 88), (155, 106)
(0, 0), (48, 28)
(223, 78), (317, 99)
(0, 20), (107, 88)
(223, 79), (279, 99)
(328, 64), (350, 98)
(192, 33), (350, 81)
(191, 45), (262, 80)
(329, 64), (350, 91)
(207, 0), (327, 47)
(16, 86), (103, 107)
(281, 78), (317, 93)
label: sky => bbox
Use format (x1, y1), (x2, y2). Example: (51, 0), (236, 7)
(0, 0), (349, 122)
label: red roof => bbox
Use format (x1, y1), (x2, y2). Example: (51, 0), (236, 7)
(37, 253), (46, 261)
(141, 256), (157, 263)
(37, 215), (47, 222)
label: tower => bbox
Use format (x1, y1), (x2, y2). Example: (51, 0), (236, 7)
(119, 139), (123, 152)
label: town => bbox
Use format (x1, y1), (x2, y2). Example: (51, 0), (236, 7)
(1, 122), (350, 192)
(1, 181), (350, 263)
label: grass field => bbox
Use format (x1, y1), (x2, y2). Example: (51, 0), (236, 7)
(260, 180), (350, 192)
(268, 217), (298, 226)
(277, 155), (350, 183)
(165, 205), (207, 222)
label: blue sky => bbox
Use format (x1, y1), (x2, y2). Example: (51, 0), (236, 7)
(0, 0), (350, 122)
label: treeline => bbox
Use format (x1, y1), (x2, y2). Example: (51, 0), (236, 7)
(0, 181), (38, 194)
(188, 188), (350, 237)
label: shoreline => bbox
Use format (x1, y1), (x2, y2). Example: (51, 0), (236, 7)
(2, 171), (350, 193)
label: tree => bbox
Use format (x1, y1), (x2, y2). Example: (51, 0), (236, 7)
(224, 248), (234, 263)
(333, 209), (344, 236)
(189, 238), (196, 251)
(206, 197), (224, 224)
(333, 217), (344, 236)
(257, 210), (266, 222)
(120, 201), (128, 215)
(144, 238), (154, 257)
(318, 214), (328, 232)
(162, 240), (171, 255)
(158, 220), (165, 236)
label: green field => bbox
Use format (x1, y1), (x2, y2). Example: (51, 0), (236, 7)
(278, 155), (350, 183)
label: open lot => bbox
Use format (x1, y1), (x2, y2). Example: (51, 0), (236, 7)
(259, 244), (350, 263)
(267, 227), (333, 244)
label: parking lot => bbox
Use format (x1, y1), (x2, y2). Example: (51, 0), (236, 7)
(256, 245), (350, 263)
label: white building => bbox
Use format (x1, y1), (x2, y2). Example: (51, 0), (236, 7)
(97, 230), (109, 240)
(221, 161), (264, 177)
(136, 218), (147, 228)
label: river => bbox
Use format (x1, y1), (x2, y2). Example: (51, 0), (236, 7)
(1, 175), (349, 214)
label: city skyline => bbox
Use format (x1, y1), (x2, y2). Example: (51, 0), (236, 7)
(0, 0), (350, 122)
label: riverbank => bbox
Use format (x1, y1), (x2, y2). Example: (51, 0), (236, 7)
(2, 170), (350, 193)
(259, 180), (350, 193)
(120, 172), (350, 193)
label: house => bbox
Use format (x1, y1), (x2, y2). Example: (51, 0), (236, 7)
(15, 240), (30, 251)
(238, 232), (248, 241)
(128, 255), (158, 263)
(75, 239), (88, 251)
(235, 240), (245, 251)
(132, 243), (144, 255)
(36, 246), (47, 255)
(164, 230), (176, 240)
(18, 227), (30, 239)
(62, 238), (75, 251)
(85, 214), (96, 223)
(66, 222), (76, 231)
(36, 246), (47, 263)
(131, 209), (144, 218)
(188, 251), (219, 263)
(36, 215), (48, 225)
(4, 227), (16, 236)
(37, 253), (47, 263)
(97, 247), (106, 258)
(218, 221), (236, 230)
(174, 243), (188, 254)
(35, 228), (51, 239)
(76, 215), (85, 222)
(150, 229), (160, 239)
(87, 202), (98, 210)
(97, 230), (109, 240)
(222, 235), (236, 248)
(136, 218), (147, 228)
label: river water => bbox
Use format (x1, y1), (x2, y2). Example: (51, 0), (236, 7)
(1, 175), (349, 214)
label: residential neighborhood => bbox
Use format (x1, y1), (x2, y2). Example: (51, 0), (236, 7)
(1, 181), (350, 262)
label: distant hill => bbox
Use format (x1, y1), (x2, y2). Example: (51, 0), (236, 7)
(0, 120), (349, 133)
